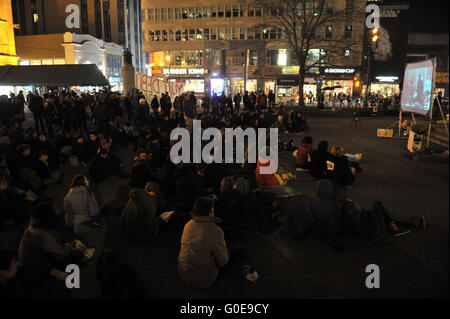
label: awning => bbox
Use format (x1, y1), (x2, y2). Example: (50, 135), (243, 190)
(0, 64), (110, 87)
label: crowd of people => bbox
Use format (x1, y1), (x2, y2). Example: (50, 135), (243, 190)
(0, 88), (425, 297)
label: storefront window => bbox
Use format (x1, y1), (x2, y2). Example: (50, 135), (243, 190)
(265, 80), (275, 94)
(246, 79), (257, 92)
(211, 78), (225, 95)
(184, 79), (205, 93)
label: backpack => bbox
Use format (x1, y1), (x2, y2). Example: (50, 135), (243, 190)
(96, 250), (146, 298)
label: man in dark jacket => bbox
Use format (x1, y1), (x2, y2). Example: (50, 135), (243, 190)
(28, 91), (46, 134)
(310, 140), (331, 180)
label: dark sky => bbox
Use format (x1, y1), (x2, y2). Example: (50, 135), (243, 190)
(407, 0), (449, 33)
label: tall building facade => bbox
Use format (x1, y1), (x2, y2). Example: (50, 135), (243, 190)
(142, 0), (365, 99)
(0, 0), (19, 65)
(11, 0), (146, 73)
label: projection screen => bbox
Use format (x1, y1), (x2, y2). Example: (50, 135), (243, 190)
(400, 59), (435, 115)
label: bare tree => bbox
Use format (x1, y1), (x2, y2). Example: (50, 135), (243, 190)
(253, 0), (365, 106)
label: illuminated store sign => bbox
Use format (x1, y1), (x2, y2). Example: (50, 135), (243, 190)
(162, 68), (207, 75)
(325, 68), (355, 74)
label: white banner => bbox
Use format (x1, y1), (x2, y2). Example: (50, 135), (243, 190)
(135, 72), (185, 97)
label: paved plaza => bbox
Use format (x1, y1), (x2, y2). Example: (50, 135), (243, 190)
(43, 115), (449, 299)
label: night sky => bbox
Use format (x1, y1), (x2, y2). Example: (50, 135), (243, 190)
(407, 0), (449, 33)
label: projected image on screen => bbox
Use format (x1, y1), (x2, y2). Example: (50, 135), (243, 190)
(400, 59), (434, 116)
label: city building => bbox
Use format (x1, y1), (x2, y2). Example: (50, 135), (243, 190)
(11, 0), (147, 74)
(0, 0), (20, 65)
(406, 33), (449, 98)
(14, 32), (123, 90)
(141, 0), (366, 99)
(363, 0), (410, 98)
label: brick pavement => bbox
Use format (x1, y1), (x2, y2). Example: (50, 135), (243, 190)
(43, 115), (448, 299)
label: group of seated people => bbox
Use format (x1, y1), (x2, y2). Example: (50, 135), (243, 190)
(0, 92), (426, 296)
(290, 136), (425, 253)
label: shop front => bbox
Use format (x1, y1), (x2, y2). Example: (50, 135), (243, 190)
(152, 66), (208, 95)
(370, 76), (400, 97)
(275, 76), (318, 104)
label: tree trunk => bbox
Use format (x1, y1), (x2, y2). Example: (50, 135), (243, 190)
(298, 66), (306, 107)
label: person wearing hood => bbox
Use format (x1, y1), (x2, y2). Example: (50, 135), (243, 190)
(63, 175), (99, 234)
(121, 182), (160, 242)
(178, 197), (230, 289)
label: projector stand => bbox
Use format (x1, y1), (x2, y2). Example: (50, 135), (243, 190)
(385, 111), (414, 138)
(426, 89), (449, 148)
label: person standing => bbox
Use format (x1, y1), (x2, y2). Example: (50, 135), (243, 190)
(28, 91), (46, 134)
(233, 93), (241, 111)
(268, 90), (275, 109)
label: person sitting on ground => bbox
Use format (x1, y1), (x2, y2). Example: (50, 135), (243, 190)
(71, 136), (89, 167)
(292, 179), (343, 251)
(85, 132), (100, 160)
(121, 182), (161, 242)
(63, 175), (99, 234)
(33, 150), (62, 187)
(340, 199), (425, 239)
(178, 197), (230, 289)
(129, 152), (157, 189)
(328, 146), (355, 200)
(89, 138), (128, 183)
(309, 140), (331, 180)
(256, 148), (280, 187)
(17, 203), (81, 292)
(295, 136), (313, 170)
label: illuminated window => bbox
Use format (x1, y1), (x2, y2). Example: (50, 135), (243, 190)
(345, 50), (350, 56)
(42, 59), (53, 65)
(33, 13), (39, 22)
(277, 49), (287, 66)
(203, 6), (210, 18)
(196, 29), (203, 40)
